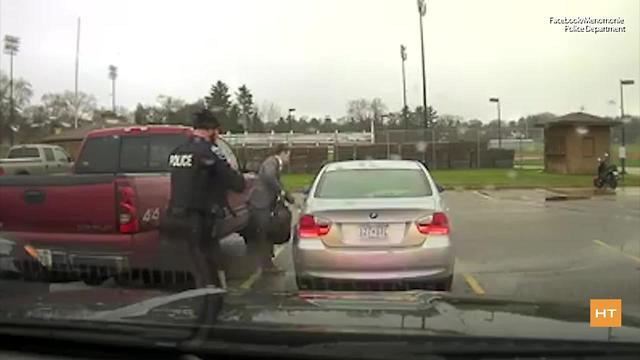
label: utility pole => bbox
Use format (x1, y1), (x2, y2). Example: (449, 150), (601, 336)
(74, 17), (81, 128)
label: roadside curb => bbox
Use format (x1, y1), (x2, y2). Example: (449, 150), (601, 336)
(544, 194), (590, 201)
(542, 187), (629, 201)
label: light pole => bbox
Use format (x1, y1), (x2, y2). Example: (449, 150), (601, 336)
(489, 97), (501, 149)
(4, 35), (20, 145)
(400, 45), (408, 129)
(288, 108), (296, 132)
(108, 65), (118, 113)
(619, 79), (635, 174)
(416, 0), (434, 167)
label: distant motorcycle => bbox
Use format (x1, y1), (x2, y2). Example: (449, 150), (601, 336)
(593, 164), (619, 190)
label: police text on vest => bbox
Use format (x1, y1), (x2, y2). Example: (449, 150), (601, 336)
(169, 154), (193, 167)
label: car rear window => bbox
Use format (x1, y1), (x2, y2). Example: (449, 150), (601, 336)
(75, 133), (187, 174)
(315, 168), (432, 198)
(7, 147), (39, 158)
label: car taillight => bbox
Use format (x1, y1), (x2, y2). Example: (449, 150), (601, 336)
(298, 214), (331, 238)
(416, 212), (449, 235)
(118, 184), (139, 234)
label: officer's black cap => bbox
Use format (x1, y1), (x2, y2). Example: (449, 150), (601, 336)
(193, 109), (221, 130)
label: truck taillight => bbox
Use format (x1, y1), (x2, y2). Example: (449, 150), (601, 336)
(416, 212), (449, 235)
(118, 185), (139, 234)
(298, 215), (331, 238)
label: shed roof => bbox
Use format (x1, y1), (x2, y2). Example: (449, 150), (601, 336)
(535, 112), (622, 127)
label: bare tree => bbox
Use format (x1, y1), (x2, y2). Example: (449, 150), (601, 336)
(370, 98), (388, 123)
(346, 98), (372, 124)
(259, 101), (283, 123)
(41, 90), (96, 126)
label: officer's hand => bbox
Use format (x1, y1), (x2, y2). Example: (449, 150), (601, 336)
(284, 192), (296, 205)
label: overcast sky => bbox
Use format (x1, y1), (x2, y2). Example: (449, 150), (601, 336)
(1, 0), (638, 121)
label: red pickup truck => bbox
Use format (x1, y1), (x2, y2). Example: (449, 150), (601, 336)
(0, 125), (256, 284)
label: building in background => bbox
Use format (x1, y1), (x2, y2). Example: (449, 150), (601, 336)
(537, 112), (620, 174)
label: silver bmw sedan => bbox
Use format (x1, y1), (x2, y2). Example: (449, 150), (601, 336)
(293, 160), (454, 291)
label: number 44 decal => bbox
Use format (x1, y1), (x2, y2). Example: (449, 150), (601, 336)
(142, 208), (160, 222)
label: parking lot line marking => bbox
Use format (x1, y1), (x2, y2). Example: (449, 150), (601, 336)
(593, 240), (640, 263)
(462, 273), (486, 295)
(239, 244), (287, 290)
(273, 244), (286, 259)
(240, 269), (262, 290)
(473, 190), (493, 200)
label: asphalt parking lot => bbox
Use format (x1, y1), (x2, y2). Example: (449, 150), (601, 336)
(3, 188), (639, 316)
(241, 187), (640, 315)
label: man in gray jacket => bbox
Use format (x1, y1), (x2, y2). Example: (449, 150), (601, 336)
(248, 144), (294, 273)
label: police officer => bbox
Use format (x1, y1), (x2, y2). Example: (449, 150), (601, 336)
(166, 109), (245, 288)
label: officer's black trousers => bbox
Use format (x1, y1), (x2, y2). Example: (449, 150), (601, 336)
(163, 211), (221, 287)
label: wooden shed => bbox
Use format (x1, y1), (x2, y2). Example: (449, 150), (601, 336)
(536, 112), (620, 174)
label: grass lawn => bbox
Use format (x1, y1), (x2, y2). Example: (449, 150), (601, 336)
(282, 169), (640, 191)
(282, 173), (315, 191)
(611, 143), (640, 167)
(430, 169), (640, 188)
(620, 158), (640, 167)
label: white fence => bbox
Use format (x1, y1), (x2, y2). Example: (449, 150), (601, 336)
(487, 138), (535, 150)
(223, 131), (373, 146)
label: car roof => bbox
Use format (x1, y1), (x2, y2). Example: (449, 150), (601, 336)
(86, 125), (192, 138)
(324, 160), (424, 171)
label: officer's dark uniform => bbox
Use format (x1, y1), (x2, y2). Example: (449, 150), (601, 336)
(165, 111), (245, 287)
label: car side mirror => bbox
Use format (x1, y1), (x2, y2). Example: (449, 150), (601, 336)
(436, 184), (445, 193)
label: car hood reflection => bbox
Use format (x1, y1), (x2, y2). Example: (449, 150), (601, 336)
(1, 288), (640, 343)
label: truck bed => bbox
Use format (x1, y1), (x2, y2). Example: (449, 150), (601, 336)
(0, 174), (119, 234)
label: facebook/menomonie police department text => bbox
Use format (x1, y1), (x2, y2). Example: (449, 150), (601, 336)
(549, 17), (626, 34)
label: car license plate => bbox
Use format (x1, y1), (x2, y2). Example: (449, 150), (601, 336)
(35, 249), (52, 268)
(359, 224), (389, 241)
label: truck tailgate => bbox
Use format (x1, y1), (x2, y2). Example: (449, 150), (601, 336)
(0, 174), (118, 235)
